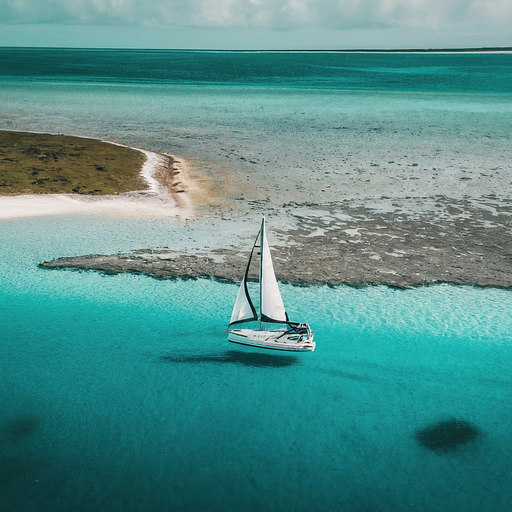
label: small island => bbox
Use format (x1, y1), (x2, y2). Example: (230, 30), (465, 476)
(0, 130), (147, 195)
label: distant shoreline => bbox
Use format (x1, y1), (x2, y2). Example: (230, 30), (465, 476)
(2, 46), (511, 54)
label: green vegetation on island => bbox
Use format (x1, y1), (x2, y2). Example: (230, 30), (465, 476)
(0, 130), (147, 195)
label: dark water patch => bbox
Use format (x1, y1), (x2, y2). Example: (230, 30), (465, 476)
(1, 416), (40, 438)
(0, 416), (42, 486)
(161, 350), (299, 368)
(0, 455), (43, 485)
(415, 418), (481, 452)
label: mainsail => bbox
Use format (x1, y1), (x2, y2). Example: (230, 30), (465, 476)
(260, 218), (288, 323)
(228, 217), (288, 327)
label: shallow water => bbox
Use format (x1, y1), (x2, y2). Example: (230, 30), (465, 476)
(2, 216), (512, 511)
(1, 50), (511, 204)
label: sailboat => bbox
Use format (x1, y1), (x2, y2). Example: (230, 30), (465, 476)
(226, 217), (315, 352)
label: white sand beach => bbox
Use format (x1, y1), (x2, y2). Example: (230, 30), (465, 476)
(0, 144), (195, 220)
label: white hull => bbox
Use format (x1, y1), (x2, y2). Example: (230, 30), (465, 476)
(228, 328), (315, 352)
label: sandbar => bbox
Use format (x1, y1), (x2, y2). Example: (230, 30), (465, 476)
(40, 194), (512, 289)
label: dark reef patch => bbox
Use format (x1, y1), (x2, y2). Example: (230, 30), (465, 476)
(0, 416), (42, 486)
(39, 196), (512, 290)
(415, 418), (481, 452)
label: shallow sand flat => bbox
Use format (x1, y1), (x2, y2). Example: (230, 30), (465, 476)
(6, 87), (511, 212)
(123, 88), (511, 213)
(41, 195), (512, 289)
(4, 118), (511, 288)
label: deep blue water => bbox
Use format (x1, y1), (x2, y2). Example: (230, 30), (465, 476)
(1, 48), (511, 93)
(1, 50), (512, 511)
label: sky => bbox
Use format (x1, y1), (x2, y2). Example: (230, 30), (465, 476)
(0, 0), (511, 49)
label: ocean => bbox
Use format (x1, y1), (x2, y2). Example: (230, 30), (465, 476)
(1, 49), (512, 511)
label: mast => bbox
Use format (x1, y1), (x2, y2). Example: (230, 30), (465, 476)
(259, 217), (265, 326)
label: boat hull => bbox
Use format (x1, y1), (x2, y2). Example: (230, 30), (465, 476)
(227, 328), (315, 352)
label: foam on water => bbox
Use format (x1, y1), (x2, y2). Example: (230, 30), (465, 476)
(1, 215), (512, 511)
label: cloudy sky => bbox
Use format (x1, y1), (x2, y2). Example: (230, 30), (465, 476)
(0, 0), (510, 49)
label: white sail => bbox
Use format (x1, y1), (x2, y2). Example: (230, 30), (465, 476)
(260, 218), (288, 323)
(229, 233), (258, 326)
(229, 274), (257, 325)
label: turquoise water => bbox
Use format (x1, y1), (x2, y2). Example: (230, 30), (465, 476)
(0, 49), (511, 174)
(2, 50), (512, 510)
(1, 49), (511, 94)
(2, 216), (512, 511)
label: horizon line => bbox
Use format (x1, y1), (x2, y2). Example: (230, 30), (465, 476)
(1, 46), (511, 53)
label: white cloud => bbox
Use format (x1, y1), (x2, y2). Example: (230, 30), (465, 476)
(0, 0), (511, 30)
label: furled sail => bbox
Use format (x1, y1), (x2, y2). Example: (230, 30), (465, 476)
(228, 234), (258, 326)
(260, 218), (289, 324)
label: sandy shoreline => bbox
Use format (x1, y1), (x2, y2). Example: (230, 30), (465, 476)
(0, 140), (195, 220)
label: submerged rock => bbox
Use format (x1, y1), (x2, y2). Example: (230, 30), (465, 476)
(415, 418), (481, 452)
(1, 416), (40, 438)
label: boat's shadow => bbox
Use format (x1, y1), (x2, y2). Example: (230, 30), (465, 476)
(160, 349), (299, 368)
